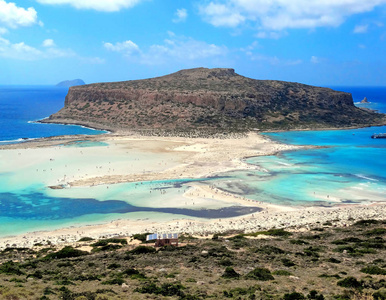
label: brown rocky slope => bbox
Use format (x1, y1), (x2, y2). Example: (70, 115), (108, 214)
(43, 68), (386, 132)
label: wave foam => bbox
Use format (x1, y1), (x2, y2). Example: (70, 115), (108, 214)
(355, 174), (378, 182)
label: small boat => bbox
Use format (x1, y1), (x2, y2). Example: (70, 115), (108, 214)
(371, 133), (386, 139)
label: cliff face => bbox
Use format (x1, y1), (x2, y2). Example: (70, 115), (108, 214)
(46, 68), (386, 131)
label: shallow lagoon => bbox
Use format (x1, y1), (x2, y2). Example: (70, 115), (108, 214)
(0, 86), (385, 237)
(213, 87), (386, 206)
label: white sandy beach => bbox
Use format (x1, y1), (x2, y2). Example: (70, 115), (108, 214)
(0, 132), (384, 249)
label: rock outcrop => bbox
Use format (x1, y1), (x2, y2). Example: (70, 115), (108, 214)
(361, 97), (369, 103)
(45, 68), (386, 132)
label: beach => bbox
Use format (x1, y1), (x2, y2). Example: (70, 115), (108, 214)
(0, 131), (385, 249)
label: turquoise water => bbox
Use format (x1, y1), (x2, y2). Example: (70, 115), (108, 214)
(63, 141), (109, 148)
(214, 87), (386, 206)
(0, 86), (385, 237)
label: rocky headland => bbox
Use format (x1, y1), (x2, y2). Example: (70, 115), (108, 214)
(43, 68), (386, 133)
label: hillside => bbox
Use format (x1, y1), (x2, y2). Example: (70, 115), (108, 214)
(0, 219), (385, 299)
(44, 68), (386, 132)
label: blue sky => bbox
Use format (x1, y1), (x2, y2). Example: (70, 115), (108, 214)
(0, 0), (385, 86)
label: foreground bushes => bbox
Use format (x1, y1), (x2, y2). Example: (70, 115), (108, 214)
(43, 246), (88, 260)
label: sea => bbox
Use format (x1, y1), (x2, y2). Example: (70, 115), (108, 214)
(0, 86), (106, 144)
(0, 85), (385, 237)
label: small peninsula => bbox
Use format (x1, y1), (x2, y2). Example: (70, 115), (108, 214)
(44, 68), (386, 132)
(56, 79), (85, 88)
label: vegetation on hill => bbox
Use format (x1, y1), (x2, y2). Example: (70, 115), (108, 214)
(0, 219), (385, 299)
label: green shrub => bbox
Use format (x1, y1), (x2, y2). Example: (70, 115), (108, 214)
(223, 285), (261, 298)
(107, 263), (121, 269)
(365, 228), (386, 236)
(121, 268), (146, 279)
(373, 288), (386, 300)
(353, 219), (379, 226)
(219, 258), (233, 266)
(0, 261), (24, 275)
(304, 247), (321, 258)
(328, 258), (341, 264)
(283, 292), (306, 299)
(265, 229), (292, 237)
(307, 290), (325, 300)
(102, 278), (125, 285)
(78, 237), (94, 242)
(57, 261), (73, 267)
(44, 246), (88, 260)
(91, 238), (127, 247)
(27, 270), (43, 279)
(245, 267), (274, 281)
(135, 282), (186, 297)
(282, 258), (296, 267)
(228, 235), (248, 249)
(337, 277), (362, 289)
(319, 273), (341, 279)
(360, 265), (386, 275)
(221, 267), (240, 279)
(332, 237), (362, 245)
(73, 274), (101, 281)
(132, 233), (152, 243)
(208, 246), (232, 258)
(128, 246), (156, 255)
(158, 245), (179, 252)
(290, 239), (309, 245)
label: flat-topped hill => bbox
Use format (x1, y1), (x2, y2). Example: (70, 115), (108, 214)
(44, 68), (386, 132)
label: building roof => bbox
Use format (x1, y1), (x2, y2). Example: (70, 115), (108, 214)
(146, 233), (179, 241)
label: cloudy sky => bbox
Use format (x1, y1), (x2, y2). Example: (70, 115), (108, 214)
(1, 0), (385, 85)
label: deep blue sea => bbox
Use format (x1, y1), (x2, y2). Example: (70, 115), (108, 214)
(0, 86), (385, 237)
(0, 86), (105, 144)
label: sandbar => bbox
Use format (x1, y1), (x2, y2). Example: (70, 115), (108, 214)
(0, 132), (384, 249)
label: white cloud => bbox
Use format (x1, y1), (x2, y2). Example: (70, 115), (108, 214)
(199, 2), (245, 27)
(142, 35), (227, 65)
(105, 33), (228, 65)
(0, 37), (78, 60)
(245, 51), (302, 66)
(104, 40), (140, 55)
(353, 24), (369, 33)
(0, 0), (38, 28)
(173, 8), (188, 23)
(311, 56), (320, 64)
(36, 0), (144, 12)
(0, 38), (42, 60)
(199, 0), (386, 32)
(42, 39), (55, 47)
(255, 31), (286, 39)
(0, 27), (8, 35)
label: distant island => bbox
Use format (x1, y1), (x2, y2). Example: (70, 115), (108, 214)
(56, 79), (85, 88)
(44, 68), (386, 133)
